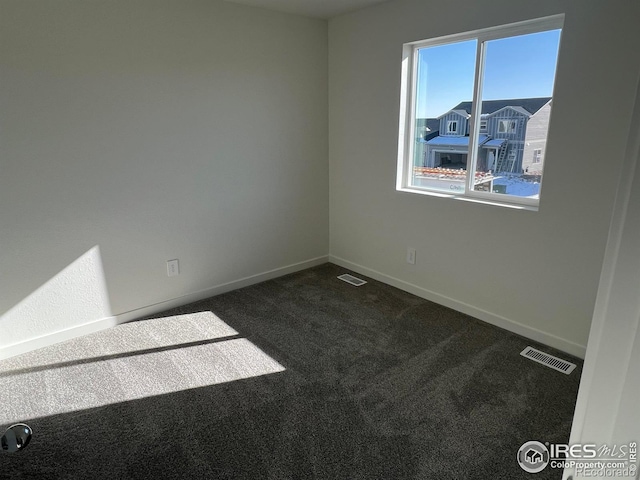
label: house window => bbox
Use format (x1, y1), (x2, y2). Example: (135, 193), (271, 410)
(533, 149), (542, 163)
(397, 15), (563, 209)
(498, 120), (517, 134)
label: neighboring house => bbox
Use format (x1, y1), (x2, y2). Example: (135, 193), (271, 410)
(416, 97), (552, 174)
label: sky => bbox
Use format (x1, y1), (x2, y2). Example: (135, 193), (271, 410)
(416, 29), (562, 118)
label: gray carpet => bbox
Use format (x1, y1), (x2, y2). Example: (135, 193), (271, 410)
(0, 263), (581, 479)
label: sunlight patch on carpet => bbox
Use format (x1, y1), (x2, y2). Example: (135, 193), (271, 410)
(0, 313), (284, 425)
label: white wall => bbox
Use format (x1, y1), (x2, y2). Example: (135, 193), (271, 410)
(328, 0), (640, 356)
(0, 0), (328, 353)
(564, 68), (640, 480)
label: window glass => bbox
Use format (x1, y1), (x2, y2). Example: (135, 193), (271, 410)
(472, 29), (561, 198)
(411, 39), (476, 194)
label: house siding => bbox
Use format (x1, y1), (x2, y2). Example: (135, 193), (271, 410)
(486, 107), (529, 172)
(522, 102), (552, 174)
(439, 111), (468, 136)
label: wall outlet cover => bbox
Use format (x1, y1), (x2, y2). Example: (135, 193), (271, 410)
(167, 259), (180, 277)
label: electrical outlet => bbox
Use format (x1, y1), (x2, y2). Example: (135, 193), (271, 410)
(406, 248), (416, 265)
(167, 259), (180, 277)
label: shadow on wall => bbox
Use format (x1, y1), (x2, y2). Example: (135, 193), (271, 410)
(0, 246), (114, 360)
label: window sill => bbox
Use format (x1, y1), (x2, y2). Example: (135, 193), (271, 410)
(396, 186), (539, 212)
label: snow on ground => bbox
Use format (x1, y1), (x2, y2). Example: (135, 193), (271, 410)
(493, 175), (540, 197)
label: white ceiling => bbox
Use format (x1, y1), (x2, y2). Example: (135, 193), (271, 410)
(224, 0), (389, 19)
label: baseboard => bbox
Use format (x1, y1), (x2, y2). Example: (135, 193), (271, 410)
(114, 255), (330, 324)
(0, 316), (120, 361)
(0, 255), (329, 361)
(3, 254), (583, 360)
(329, 255), (587, 359)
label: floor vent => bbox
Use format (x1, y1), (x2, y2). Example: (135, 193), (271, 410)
(520, 346), (576, 374)
(337, 274), (367, 287)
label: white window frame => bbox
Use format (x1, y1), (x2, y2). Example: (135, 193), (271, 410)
(479, 119), (488, 132)
(447, 120), (458, 134)
(396, 14), (563, 210)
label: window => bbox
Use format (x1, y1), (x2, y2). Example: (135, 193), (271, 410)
(533, 149), (542, 163)
(397, 15), (563, 208)
(498, 120), (517, 133)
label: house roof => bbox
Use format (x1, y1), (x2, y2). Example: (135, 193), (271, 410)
(483, 138), (507, 148)
(416, 118), (440, 132)
(452, 97), (552, 116)
(436, 109), (471, 120)
(425, 135), (489, 147)
(490, 105), (532, 117)
(451, 109), (471, 118)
